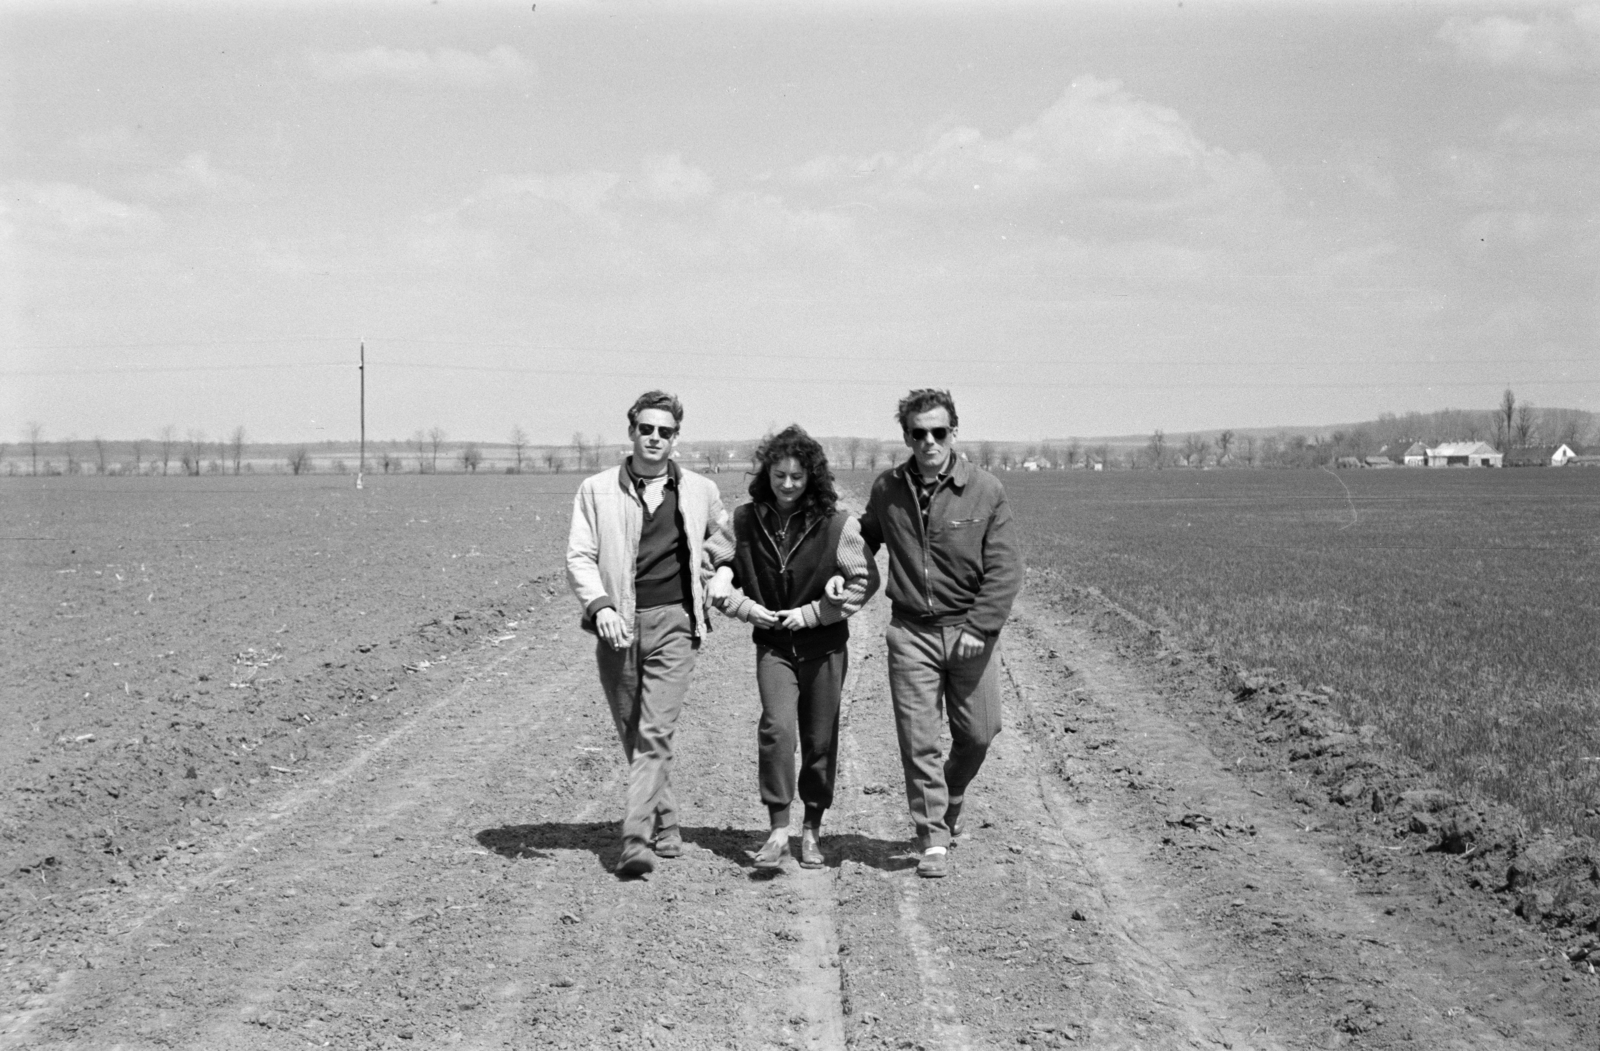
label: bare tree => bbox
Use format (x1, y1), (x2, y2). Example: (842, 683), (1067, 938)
(1513, 401), (1537, 447)
(1038, 442), (1057, 469)
(63, 436), (82, 475)
(0, 442), (7, 474)
(287, 446), (312, 475)
(571, 432), (588, 473)
(180, 430), (207, 476)
(591, 433), (606, 469)
(1181, 433), (1210, 467)
(130, 439), (144, 473)
(844, 437), (862, 470)
(977, 441), (995, 469)
(509, 426), (529, 473)
(379, 449), (401, 474)
(459, 443), (483, 472)
(411, 429), (429, 472)
(158, 425), (176, 476)
(229, 426), (247, 474)
(1240, 434), (1257, 467)
(1146, 429), (1167, 469)
(92, 436), (108, 474)
(542, 447), (563, 473)
(1217, 429), (1235, 463)
(1497, 387), (1516, 449)
(863, 438), (883, 471)
(427, 427), (446, 473)
(24, 421), (43, 476)
(1064, 439), (1081, 468)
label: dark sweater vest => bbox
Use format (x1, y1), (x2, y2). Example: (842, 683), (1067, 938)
(634, 477), (689, 610)
(731, 504), (849, 659)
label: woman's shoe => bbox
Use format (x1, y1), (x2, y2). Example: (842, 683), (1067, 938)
(798, 827), (825, 869)
(752, 834), (788, 871)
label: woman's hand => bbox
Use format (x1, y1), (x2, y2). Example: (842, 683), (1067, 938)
(748, 604), (780, 629)
(776, 607), (809, 631)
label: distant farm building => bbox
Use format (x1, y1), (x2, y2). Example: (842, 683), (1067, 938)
(1402, 442), (1429, 467)
(1503, 444), (1580, 467)
(1427, 441), (1502, 468)
(1336, 456), (1363, 469)
(1363, 456), (1394, 468)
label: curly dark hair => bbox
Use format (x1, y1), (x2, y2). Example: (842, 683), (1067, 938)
(895, 388), (958, 432)
(747, 425), (838, 516)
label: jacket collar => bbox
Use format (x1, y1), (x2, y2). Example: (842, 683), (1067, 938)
(896, 452), (968, 489)
(620, 456), (680, 494)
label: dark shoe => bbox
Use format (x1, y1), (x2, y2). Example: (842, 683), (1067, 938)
(652, 827), (684, 859)
(946, 802), (964, 842)
(916, 848), (948, 879)
(797, 827), (824, 869)
(617, 841), (655, 878)
(752, 835), (787, 871)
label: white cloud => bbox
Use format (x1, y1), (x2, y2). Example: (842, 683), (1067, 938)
(479, 171), (622, 218)
(131, 153), (255, 202)
(626, 154), (715, 205)
(787, 76), (1281, 231)
(308, 45), (530, 86)
(3, 181), (162, 237)
(1438, 6), (1600, 73)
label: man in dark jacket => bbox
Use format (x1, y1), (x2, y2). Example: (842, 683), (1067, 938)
(853, 388), (1022, 878)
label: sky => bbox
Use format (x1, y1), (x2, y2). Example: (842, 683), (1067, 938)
(3, 0), (1597, 446)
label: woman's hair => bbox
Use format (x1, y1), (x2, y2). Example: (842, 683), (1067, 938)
(747, 424), (838, 516)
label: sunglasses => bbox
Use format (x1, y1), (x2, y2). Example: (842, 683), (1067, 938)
(635, 423), (678, 439)
(909, 427), (950, 442)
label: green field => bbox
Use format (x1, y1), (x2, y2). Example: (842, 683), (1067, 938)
(999, 467), (1600, 836)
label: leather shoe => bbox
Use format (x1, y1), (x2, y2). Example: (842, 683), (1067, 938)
(916, 848), (948, 879)
(797, 827), (824, 869)
(616, 841), (655, 878)
(946, 802), (964, 842)
(652, 827), (684, 858)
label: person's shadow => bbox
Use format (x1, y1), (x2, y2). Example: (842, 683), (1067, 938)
(475, 822), (916, 878)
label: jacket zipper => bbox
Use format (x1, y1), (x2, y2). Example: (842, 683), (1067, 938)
(904, 468), (935, 617)
(754, 505), (826, 656)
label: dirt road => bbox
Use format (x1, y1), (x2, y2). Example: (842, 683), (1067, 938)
(4, 562), (1596, 1050)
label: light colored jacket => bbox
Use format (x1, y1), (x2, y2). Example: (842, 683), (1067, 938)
(566, 459), (735, 640)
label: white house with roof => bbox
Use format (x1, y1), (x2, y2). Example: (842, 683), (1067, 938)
(1426, 441), (1502, 467)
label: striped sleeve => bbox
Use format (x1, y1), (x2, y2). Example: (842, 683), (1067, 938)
(811, 514), (878, 626)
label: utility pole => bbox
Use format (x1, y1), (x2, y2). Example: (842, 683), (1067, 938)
(357, 340), (366, 490)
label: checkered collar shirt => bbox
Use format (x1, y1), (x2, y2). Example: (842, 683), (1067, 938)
(910, 455), (955, 528)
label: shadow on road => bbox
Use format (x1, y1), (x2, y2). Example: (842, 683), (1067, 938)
(474, 823), (915, 875)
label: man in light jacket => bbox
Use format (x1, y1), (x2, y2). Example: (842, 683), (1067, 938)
(566, 390), (735, 877)
(851, 388), (1022, 879)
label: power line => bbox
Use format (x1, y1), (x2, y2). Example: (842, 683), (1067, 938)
(0, 335), (1593, 372)
(2, 358), (1594, 391)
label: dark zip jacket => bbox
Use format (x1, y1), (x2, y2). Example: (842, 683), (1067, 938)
(857, 455), (1022, 637)
(729, 503), (852, 660)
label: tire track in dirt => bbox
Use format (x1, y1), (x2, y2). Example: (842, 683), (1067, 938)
(1004, 592), (1596, 1050)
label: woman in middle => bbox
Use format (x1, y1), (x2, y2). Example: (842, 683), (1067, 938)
(710, 425), (878, 871)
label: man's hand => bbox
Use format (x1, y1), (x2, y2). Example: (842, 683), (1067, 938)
(706, 566), (735, 605)
(953, 629), (987, 662)
(595, 607), (633, 650)
(776, 607), (808, 631)
(823, 575), (847, 603)
(748, 604), (780, 629)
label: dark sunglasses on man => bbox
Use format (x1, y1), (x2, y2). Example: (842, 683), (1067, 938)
(635, 423), (678, 439)
(909, 427), (950, 442)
